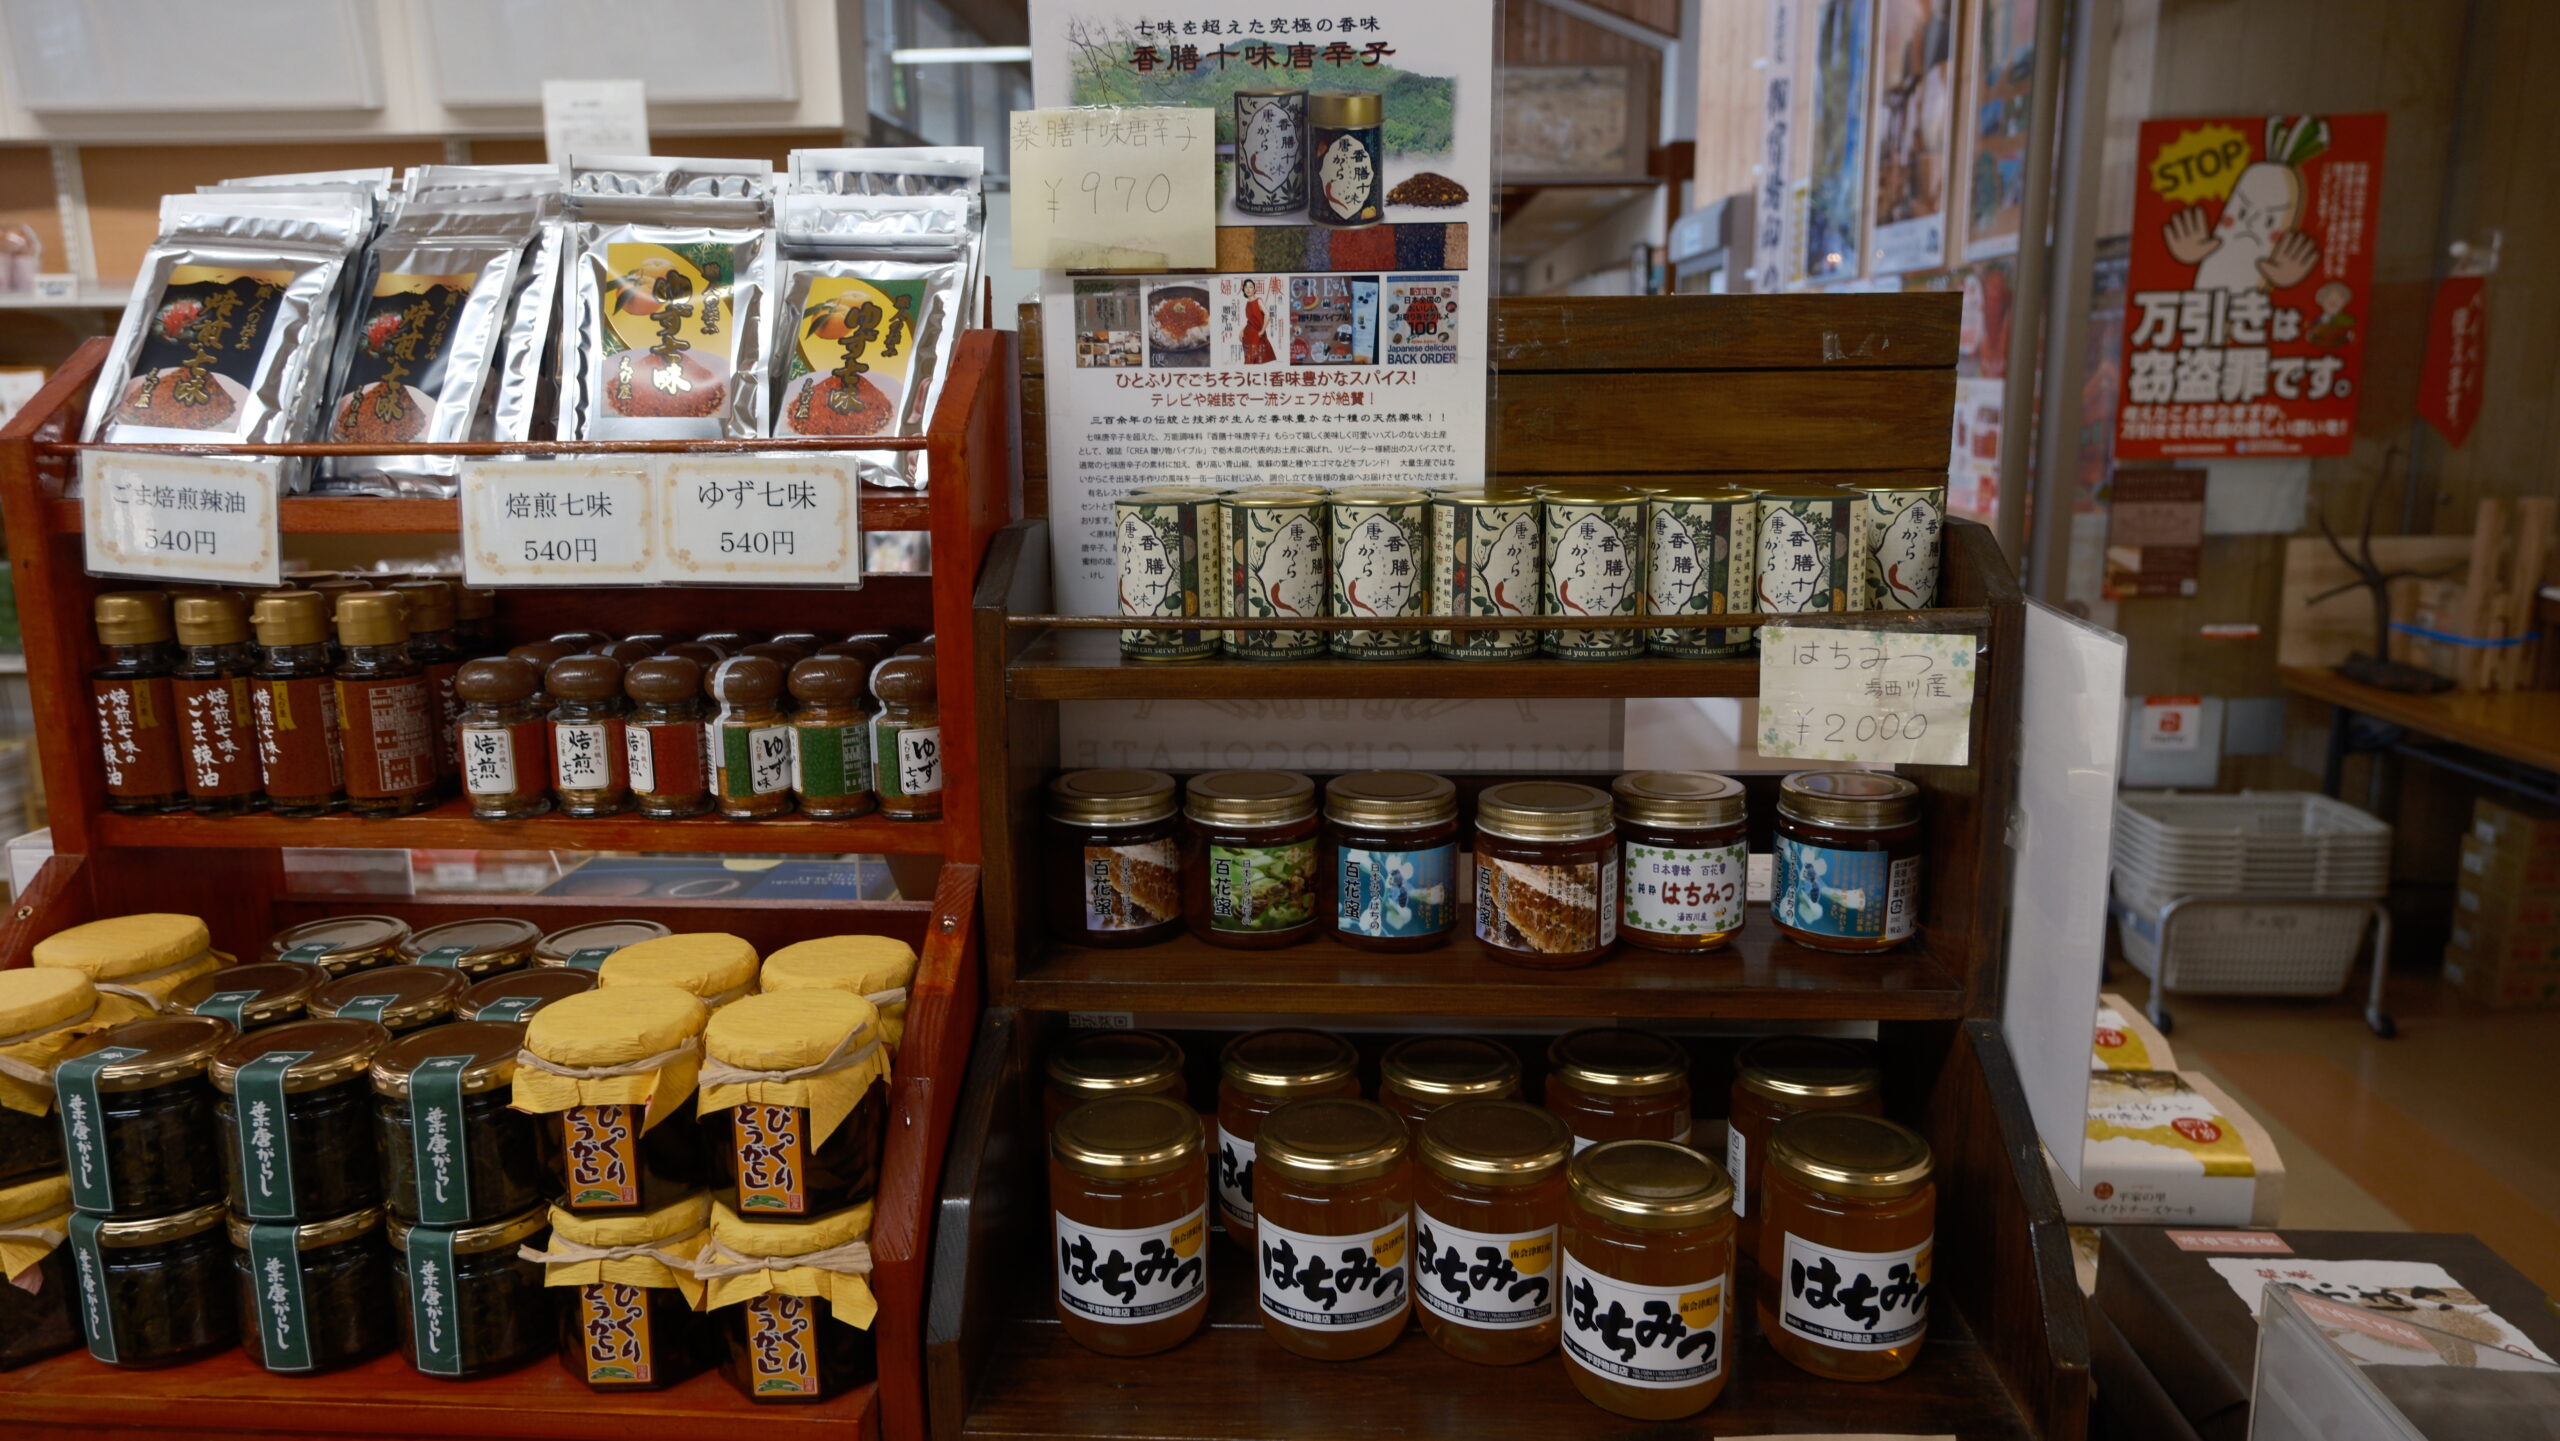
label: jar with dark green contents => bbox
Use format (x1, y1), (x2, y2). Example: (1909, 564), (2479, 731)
(213, 1018), (390, 1222)
(459, 968), (598, 1024)
(266, 914), (412, 980)
(1222, 489), (1329, 660)
(1754, 481), (1863, 616)
(1540, 485), (1647, 660)
(54, 1017), (231, 1219)
(64, 1199), (237, 1368)
(400, 916), (542, 984)
(390, 1207), (552, 1379)
(1181, 770), (1320, 947)
(1428, 488), (1542, 659)
(533, 919), (672, 973)
(1327, 486), (1430, 659)
(228, 1206), (395, 1374)
(1644, 485), (1758, 657)
(172, 961), (326, 1033)
(310, 964), (468, 1037)
(372, 1022), (545, 1226)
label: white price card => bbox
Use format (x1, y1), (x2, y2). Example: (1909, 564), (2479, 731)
(460, 458), (656, 587)
(658, 454), (862, 586)
(543, 79), (649, 166)
(81, 449), (281, 586)
(1009, 106), (1216, 270)
(1756, 624), (1976, 766)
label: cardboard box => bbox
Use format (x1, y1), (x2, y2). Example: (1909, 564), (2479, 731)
(2094, 993), (2177, 1071)
(2045, 1070), (2283, 1227)
(2454, 874), (2560, 931)
(2471, 794), (2560, 856)
(2446, 918), (2560, 970)
(2459, 832), (2560, 891)
(2444, 950), (2560, 1010)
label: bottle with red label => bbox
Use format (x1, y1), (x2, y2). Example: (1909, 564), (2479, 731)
(624, 657), (712, 819)
(546, 655), (631, 818)
(454, 657), (551, 820)
(248, 590), (346, 816)
(90, 591), (188, 814)
(334, 590), (438, 817)
(389, 578), (464, 792)
(169, 593), (263, 816)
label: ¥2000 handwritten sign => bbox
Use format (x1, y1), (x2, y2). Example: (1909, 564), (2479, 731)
(1756, 625), (1976, 767)
(1010, 106), (1216, 271)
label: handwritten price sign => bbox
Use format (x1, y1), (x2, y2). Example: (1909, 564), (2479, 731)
(1009, 106), (1216, 270)
(1757, 625), (1976, 766)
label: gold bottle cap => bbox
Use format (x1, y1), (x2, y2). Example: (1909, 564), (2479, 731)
(369, 1020), (522, 1098)
(57, 1016), (231, 1091)
(1418, 1098), (1569, 1186)
(1569, 1140), (1733, 1228)
(227, 1205), (383, 1251)
(1380, 1036), (1518, 1104)
(171, 594), (248, 647)
(308, 965), (467, 1031)
(1220, 488), (1328, 510)
(388, 1204), (547, 1256)
(82, 1199), (229, 1248)
(1219, 1028), (1357, 1097)
(1537, 483), (1640, 508)
(1051, 1093), (1204, 1180)
(1324, 771), (1456, 829)
(1736, 1035), (1882, 1104)
(94, 591), (172, 645)
(1256, 1097), (1406, 1184)
(1777, 770), (1920, 829)
(1308, 90), (1384, 129)
(335, 591), (411, 648)
(250, 591), (331, 648)
(1048, 769), (1179, 827)
(1612, 771), (1745, 829)
(1475, 781), (1613, 842)
(1548, 1028), (1689, 1097)
(1767, 1111), (1933, 1199)
(1048, 1029), (1187, 1100)
(170, 961), (326, 1028)
(387, 579), (455, 631)
(1185, 769), (1316, 827)
(210, 1016), (393, 1092)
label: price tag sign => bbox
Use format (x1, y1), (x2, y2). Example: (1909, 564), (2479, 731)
(1756, 625), (1976, 766)
(2137, 695), (2205, 752)
(658, 454), (862, 586)
(459, 458), (656, 587)
(1009, 106), (1216, 270)
(81, 449), (281, 586)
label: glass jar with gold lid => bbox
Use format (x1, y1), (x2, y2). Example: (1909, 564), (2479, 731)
(1252, 1097), (1411, 1361)
(63, 1198), (238, 1368)
(267, 914), (412, 980)
(1474, 782), (1617, 969)
(1049, 1093), (1210, 1357)
(533, 919), (671, 972)
(401, 917), (542, 983)
(54, 1016), (232, 1219)
(211, 1017), (392, 1222)
(1726, 1036), (1882, 1257)
(1560, 1139), (1736, 1419)
(459, 968), (598, 1024)
(1612, 772), (1748, 953)
(1758, 1111), (1933, 1382)
(1046, 1029), (1187, 1131)
(388, 1205), (552, 1378)
(172, 961), (326, 1033)
(1771, 771), (1923, 953)
(1181, 770), (1320, 947)
(1323, 771), (1460, 951)
(1545, 1029), (1692, 1153)
(1213, 1029), (1358, 1245)
(1045, 769), (1184, 947)
(1379, 1035), (1518, 1132)
(371, 1021), (544, 1226)
(1413, 1099), (1568, 1365)
(310, 965), (468, 1036)
(227, 1204), (395, 1374)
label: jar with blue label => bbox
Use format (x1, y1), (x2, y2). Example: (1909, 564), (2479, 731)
(1612, 772), (1748, 954)
(1770, 772), (1922, 953)
(1322, 771), (1459, 952)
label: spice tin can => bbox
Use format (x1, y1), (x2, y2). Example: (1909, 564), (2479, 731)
(1309, 91), (1385, 228)
(1223, 489), (1330, 660)
(1645, 486), (1758, 657)
(1540, 485), (1647, 660)
(1754, 482), (1864, 617)
(1853, 478), (1947, 611)
(1117, 487), (1226, 662)
(1429, 489), (1542, 659)
(1234, 90), (1309, 217)
(1327, 486), (1430, 659)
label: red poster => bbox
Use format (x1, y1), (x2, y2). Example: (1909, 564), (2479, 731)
(2117, 114), (2386, 459)
(2418, 273), (2485, 448)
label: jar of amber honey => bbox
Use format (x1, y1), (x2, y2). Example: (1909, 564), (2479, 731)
(1473, 782), (1616, 968)
(1252, 1098), (1410, 1362)
(1726, 1036), (1881, 1258)
(1045, 1029), (1187, 1132)
(1378, 1036), (1518, 1133)
(1545, 1029), (1691, 1153)
(1612, 772), (1747, 952)
(1181, 771), (1319, 947)
(1413, 1099), (1568, 1365)
(1758, 1111), (1933, 1382)
(1044, 770), (1183, 948)
(1322, 771), (1459, 951)
(1771, 771), (1922, 953)
(1560, 1140), (1735, 1419)
(1048, 1094), (1210, 1357)
(1213, 1029), (1358, 1246)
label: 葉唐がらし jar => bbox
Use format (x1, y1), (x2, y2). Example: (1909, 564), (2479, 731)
(1251, 1098), (1411, 1362)
(1413, 1099), (1569, 1366)
(1770, 771), (1922, 952)
(227, 1204), (396, 1374)
(1560, 1139), (1735, 1419)
(1757, 1111), (1934, 1383)
(1213, 1029), (1359, 1246)
(61, 1198), (237, 1368)
(212, 1018), (391, 1222)
(371, 1021), (547, 1226)
(1049, 1093), (1210, 1357)
(1044, 769), (1184, 947)
(388, 1205), (551, 1379)
(53, 1016), (232, 1219)
(1544, 1028), (1692, 1154)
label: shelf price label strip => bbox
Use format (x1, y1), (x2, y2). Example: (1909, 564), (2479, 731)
(1756, 623), (1977, 767)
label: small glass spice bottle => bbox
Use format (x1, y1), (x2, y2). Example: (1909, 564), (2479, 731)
(1561, 1140), (1736, 1419)
(705, 656), (794, 820)
(228, 1205), (396, 1375)
(334, 591), (437, 817)
(1045, 1029), (1188, 1132)
(624, 658), (712, 819)
(90, 591), (187, 814)
(1771, 771), (1924, 953)
(661, 641), (728, 670)
(172, 961), (326, 1033)
(546, 656), (631, 817)
(1727, 1036), (1883, 1260)
(594, 639), (657, 669)
(1253, 1098), (1411, 1361)
(53, 1016), (232, 1219)
(1474, 782), (1618, 968)
(1545, 1029), (1693, 1154)
(1213, 1028), (1359, 1246)
(786, 658), (876, 819)
(508, 640), (575, 693)
(1380, 1036), (1519, 1133)
(1613, 772), (1749, 953)
(389, 578), (465, 786)
(1044, 769), (1184, 948)
(61, 1199), (239, 1368)
(1181, 770), (1319, 947)
(1414, 1099), (1570, 1366)
(1049, 1094), (1210, 1357)
(247, 591), (346, 817)
(211, 1017), (392, 1222)
(454, 658), (551, 820)
(389, 1206), (552, 1379)
(869, 656), (943, 821)
(1322, 771), (1459, 951)
(452, 584), (500, 657)
(1758, 1111), (1934, 1383)
(370, 1021), (546, 1226)
(310, 966), (468, 1037)
(169, 594), (262, 816)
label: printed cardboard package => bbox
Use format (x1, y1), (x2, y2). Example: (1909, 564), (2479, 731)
(2043, 1069), (2282, 1227)
(2093, 993), (2177, 1072)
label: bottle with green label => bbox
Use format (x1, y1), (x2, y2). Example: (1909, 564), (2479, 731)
(786, 656), (877, 820)
(227, 1206), (396, 1374)
(389, 1207), (552, 1378)
(869, 655), (942, 822)
(705, 656), (794, 821)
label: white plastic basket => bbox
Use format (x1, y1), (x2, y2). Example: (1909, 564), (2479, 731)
(2113, 792), (2391, 899)
(2112, 892), (2373, 996)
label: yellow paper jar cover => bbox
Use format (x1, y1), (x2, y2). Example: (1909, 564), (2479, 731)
(31, 914), (226, 1005)
(700, 991), (889, 1149)
(530, 1192), (711, 1305)
(595, 933), (760, 1007)
(0, 1173), (71, 1281)
(514, 984), (706, 1133)
(758, 935), (919, 1049)
(701, 1197), (877, 1328)
(0, 969), (152, 1116)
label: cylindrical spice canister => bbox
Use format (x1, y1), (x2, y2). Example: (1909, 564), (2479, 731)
(388, 1205), (550, 1379)
(1561, 1140), (1736, 1420)
(1327, 486), (1430, 659)
(62, 1198), (239, 1368)
(1853, 477), (1947, 610)
(1049, 1094), (1211, 1357)
(697, 992), (890, 1220)
(458, 969), (598, 1025)
(757, 936), (918, 1053)
(546, 656), (631, 818)
(1, 971), (150, 1186)
(705, 657), (793, 821)
(534, 920), (673, 975)
(309, 965), (468, 1037)
(211, 1018), (391, 1221)
(1117, 487), (1224, 662)
(1541, 485), (1646, 660)
(0, 1173), (80, 1369)
(1045, 769), (1184, 948)
(453, 657), (550, 820)
(1213, 1029), (1359, 1245)
(532, 1193), (720, 1393)
(1045, 1029), (1187, 1133)
(1181, 770), (1320, 948)
(1253, 1098), (1410, 1361)
(514, 986), (712, 1216)
(1414, 1099), (1569, 1366)
(34, 913), (227, 1013)
(1323, 770), (1460, 951)
(1771, 771), (1923, 953)
(1308, 91), (1384, 228)
(371, 1021), (546, 1227)
(265, 914), (410, 981)
(1545, 1029), (1692, 1154)
(333, 591), (437, 817)
(1755, 481), (1865, 617)
(787, 658), (876, 820)
(1613, 772), (1749, 953)
(699, 1199), (881, 1404)
(1222, 489), (1329, 660)
(1726, 1036), (1882, 1260)
(1758, 1111), (1934, 1383)
(1428, 488), (1542, 660)
(90, 592), (186, 814)
(1379, 1036), (1519, 1133)
(1645, 486), (1758, 656)
(624, 658), (712, 819)
(227, 1205), (395, 1375)
(170, 594), (262, 815)
(248, 590), (346, 817)
(1474, 782), (1617, 969)
(596, 933), (759, 1012)
(1232, 88), (1309, 217)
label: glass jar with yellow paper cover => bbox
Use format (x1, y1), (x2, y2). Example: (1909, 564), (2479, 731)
(212, 1018), (390, 1222)
(1214, 1028), (1360, 1246)
(1413, 1099), (1569, 1366)
(1726, 1036), (1882, 1261)
(171, 961), (325, 1034)
(372, 1022), (545, 1226)
(1049, 1094), (1209, 1357)
(1560, 1140), (1736, 1419)
(1252, 1097), (1412, 1361)
(533, 919), (671, 974)
(1046, 1029), (1187, 1132)
(458, 968), (597, 1024)
(265, 914), (411, 980)
(1758, 1111), (1934, 1382)
(1379, 1035), (1519, 1133)
(0, 1174), (79, 1370)
(757, 934), (920, 1054)
(400, 916), (542, 984)
(54, 1016), (232, 1219)
(699, 1198), (879, 1403)
(33, 914), (228, 1012)
(698, 992), (890, 1220)
(310, 965), (468, 1036)
(515, 986), (711, 1216)
(595, 933), (760, 1011)
(1, 969), (151, 1185)
(389, 1205), (551, 1380)
(528, 1191), (722, 1391)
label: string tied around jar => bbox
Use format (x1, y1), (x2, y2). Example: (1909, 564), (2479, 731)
(698, 991), (889, 1151)
(510, 985), (708, 1134)
(690, 1198), (878, 1327)
(0, 1175), (73, 1281)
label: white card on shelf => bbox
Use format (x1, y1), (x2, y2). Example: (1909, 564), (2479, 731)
(1755, 624), (1976, 767)
(657, 453), (863, 586)
(459, 458), (657, 587)
(1009, 106), (1217, 271)
(543, 79), (650, 165)
(81, 449), (282, 587)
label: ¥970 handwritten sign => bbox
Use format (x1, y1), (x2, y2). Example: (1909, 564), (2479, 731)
(1010, 106), (1216, 270)
(1757, 625), (1976, 766)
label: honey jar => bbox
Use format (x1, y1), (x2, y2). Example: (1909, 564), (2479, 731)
(1560, 1140), (1735, 1419)
(1413, 1099), (1568, 1365)
(1045, 1029), (1188, 1132)
(1044, 770), (1184, 948)
(1251, 1098), (1410, 1361)
(1545, 1029), (1692, 1153)
(1048, 1094), (1210, 1357)
(1213, 1029), (1358, 1245)
(1759, 1111), (1933, 1382)
(1473, 782), (1617, 969)
(1181, 771), (1319, 948)
(1322, 771), (1459, 951)
(1612, 772), (1747, 952)
(1378, 1036), (1519, 1132)
(1771, 771), (1923, 952)
(1726, 1036), (1882, 1257)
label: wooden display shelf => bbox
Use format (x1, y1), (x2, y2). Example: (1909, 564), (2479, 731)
(42, 489), (933, 536)
(95, 800), (947, 856)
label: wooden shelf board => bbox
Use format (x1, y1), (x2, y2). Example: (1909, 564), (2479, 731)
(1007, 908), (1963, 1020)
(0, 1346), (876, 1441)
(95, 799), (947, 856)
(44, 489), (932, 536)
(1008, 627), (1764, 701)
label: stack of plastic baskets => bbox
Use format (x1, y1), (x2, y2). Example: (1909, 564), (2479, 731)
(2110, 791), (2391, 999)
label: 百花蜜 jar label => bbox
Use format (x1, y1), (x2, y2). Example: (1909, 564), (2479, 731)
(579, 1282), (658, 1384)
(1776, 1233), (1929, 1349)
(1622, 839), (1746, 937)
(1081, 839), (1182, 932)
(1772, 836), (1918, 940)
(1561, 1255), (1725, 1390)
(1213, 1122), (1255, 1226)
(1336, 843), (1454, 938)
(742, 1292), (823, 1396)
(1474, 855), (1615, 953)
(1257, 1215), (1408, 1329)
(233, 1049), (315, 1220)
(732, 1103), (812, 1214)
(562, 1103), (642, 1207)
(1414, 1210), (1555, 1329)
(1207, 840), (1317, 933)
(1054, 1203), (1208, 1325)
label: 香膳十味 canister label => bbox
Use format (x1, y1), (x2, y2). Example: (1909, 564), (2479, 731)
(1225, 495), (1327, 659)
(1561, 1255), (1726, 1389)
(1777, 1233), (1929, 1349)
(1429, 493), (1540, 658)
(1772, 836), (1918, 941)
(1622, 838), (1747, 938)
(1328, 493), (1428, 658)
(1414, 1210), (1555, 1329)
(1258, 1215), (1408, 1329)
(1055, 1204), (1209, 1324)
(1233, 90), (1309, 216)
(1117, 491), (1222, 661)
(1646, 494), (1756, 656)
(1859, 483), (1945, 610)
(1757, 491), (1862, 616)
(1336, 842), (1455, 939)
(1543, 498), (1645, 659)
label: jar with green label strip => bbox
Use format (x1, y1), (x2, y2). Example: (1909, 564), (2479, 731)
(1117, 487), (1225, 662)
(1181, 770), (1319, 948)
(533, 919), (673, 973)
(705, 657), (795, 820)
(1428, 488), (1543, 659)
(54, 1017), (230, 1219)
(1755, 481), (1864, 617)
(212, 1018), (390, 1222)
(787, 657), (877, 819)
(1644, 485), (1758, 656)
(1541, 485), (1646, 660)
(265, 914), (411, 980)
(390, 1206), (551, 1380)
(172, 961), (325, 1034)
(401, 916), (541, 984)
(310, 965), (468, 1037)
(372, 1021), (545, 1226)
(1223, 489), (1329, 659)
(459, 969), (598, 1024)
(228, 1205), (394, 1374)
(63, 1199), (236, 1368)
(1327, 486), (1430, 658)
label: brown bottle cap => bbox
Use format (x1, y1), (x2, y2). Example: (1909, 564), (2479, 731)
(282, 570), (342, 588)
(622, 633), (673, 649)
(787, 657), (864, 706)
(335, 591), (411, 647)
(94, 591), (173, 645)
(662, 641), (727, 668)
(814, 640), (886, 668)
(387, 579), (455, 630)
(769, 632), (826, 653)
(545, 655), (624, 702)
(871, 655), (935, 707)
(843, 632), (897, 648)
(594, 639), (657, 667)
(625, 656), (703, 705)
(250, 590), (331, 647)
(550, 631), (611, 649)
(507, 641), (575, 672)
(705, 654), (783, 704)
(453, 586), (496, 621)
(894, 641), (931, 657)
(695, 631), (751, 651)
(740, 641), (805, 668)
(171, 594), (248, 646)
(455, 656), (540, 704)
